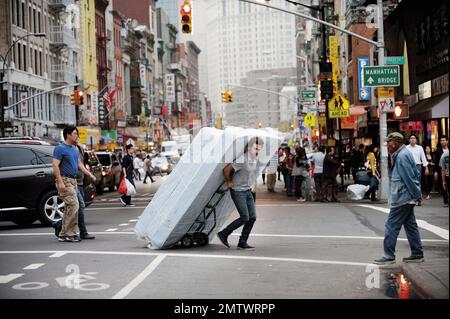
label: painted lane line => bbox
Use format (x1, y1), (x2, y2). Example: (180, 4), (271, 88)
(119, 224), (129, 226)
(0, 232), (447, 243)
(355, 204), (449, 240)
(111, 255), (166, 299)
(128, 219), (138, 222)
(49, 252), (66, 258)
(87, 207), (147, 210)
(23, 263), (45, 270)
(0, 273), (24, 284)
(0, 250), (373, 267)
(105, 228), (118, 232)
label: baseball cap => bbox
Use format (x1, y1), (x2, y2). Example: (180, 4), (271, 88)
(385, 132), (404, 143)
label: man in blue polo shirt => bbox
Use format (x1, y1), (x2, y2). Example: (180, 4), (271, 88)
(52, 126), (96, 242)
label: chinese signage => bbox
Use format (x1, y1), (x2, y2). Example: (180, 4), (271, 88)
(91, 91), (99, 125)
(165, 74), (175, 103)
(329, 35), (340, 85)
(20, 92), (28, 117)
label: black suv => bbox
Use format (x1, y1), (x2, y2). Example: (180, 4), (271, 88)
(0, 143), (96, 226)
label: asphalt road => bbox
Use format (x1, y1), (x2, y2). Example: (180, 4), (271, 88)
(0, 176), (448, 300)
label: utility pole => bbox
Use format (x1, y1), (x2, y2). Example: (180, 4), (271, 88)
(237, 0), (389, 201)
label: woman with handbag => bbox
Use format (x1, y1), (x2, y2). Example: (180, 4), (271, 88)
(365, 145), (380, 202)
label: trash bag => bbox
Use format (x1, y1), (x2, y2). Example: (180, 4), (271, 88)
(347, 184), (370, 200)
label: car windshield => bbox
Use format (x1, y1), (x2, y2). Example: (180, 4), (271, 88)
(96, 154), (111, 166)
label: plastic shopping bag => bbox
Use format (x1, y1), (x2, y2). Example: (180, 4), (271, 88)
(125, 178), (136, 196)
(347, 184), (370, 200)
(118, 177), (128, 195)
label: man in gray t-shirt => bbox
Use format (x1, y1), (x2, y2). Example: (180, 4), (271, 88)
(217, 137), (264, 250)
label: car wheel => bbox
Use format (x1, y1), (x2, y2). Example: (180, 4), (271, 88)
(12, 214), (38, 226)
(38, 190), (65, 225)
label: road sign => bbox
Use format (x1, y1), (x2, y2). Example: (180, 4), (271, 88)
(357, 56), (371, 101)
(386, 56), (405, 65)
(301, 90), (316, 99)
(378, 87), (395, 113)
(303, 113), (317, 127)
(328, 94), (350, 118)
(363, 65), (400, 87)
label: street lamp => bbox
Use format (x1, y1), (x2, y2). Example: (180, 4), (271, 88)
(1, 33), (46, 137)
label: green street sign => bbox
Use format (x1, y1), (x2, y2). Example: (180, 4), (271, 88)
(301, 90), (316, 99)
(386, 56), (405, 65)
(363, 65), (400, 87)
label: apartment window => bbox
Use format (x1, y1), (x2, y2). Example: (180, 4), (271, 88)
(39, 51), (42, 76)
(21, 2), (25, 29)
(23, 44), (27, 71)
(38, 11), (41, 33)
(33, 8), (36, 32)
(34, 49), (38, 75)
(29, 7), (32, 31)
(347, 35), (353, 63)
(17, 43), (21, 70)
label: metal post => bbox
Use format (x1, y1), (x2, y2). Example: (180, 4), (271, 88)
(338, 117), (344, 189)
(377, 0), (388, 201)
(0, 72), (4, 137)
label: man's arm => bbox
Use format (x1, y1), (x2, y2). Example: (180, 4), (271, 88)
(399, 158), (422, 200)
(52, 159), (65, 192)
(421, 147), (429, 175)
(223, 164), (234, 189)
(440, 153), (447, 190)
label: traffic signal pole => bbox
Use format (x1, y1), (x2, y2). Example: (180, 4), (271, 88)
(237, 0), (389, 201)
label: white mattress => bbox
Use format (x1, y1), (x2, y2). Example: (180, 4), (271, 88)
(134, 126), (282, 249)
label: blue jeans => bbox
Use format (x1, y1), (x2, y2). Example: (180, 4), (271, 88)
(383, 204), (423, 259)
(285, 173), (293, 195)
(222, 189), (256, 245)
(77, 186), (87, 235)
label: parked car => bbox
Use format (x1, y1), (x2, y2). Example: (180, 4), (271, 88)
(0, 143), (95, 226)
(83, 150), (104, 194)
(95, 151), (122, 191)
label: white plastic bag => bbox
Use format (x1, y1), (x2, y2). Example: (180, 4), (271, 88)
(126, 179), (136, 196)
(347, 184), (369, 200)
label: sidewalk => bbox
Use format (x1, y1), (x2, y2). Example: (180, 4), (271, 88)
(255, 175), (449, 299)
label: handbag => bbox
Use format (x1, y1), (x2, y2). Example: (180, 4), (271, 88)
(118, 177), (128, 195)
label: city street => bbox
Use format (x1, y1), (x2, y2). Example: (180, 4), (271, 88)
(0, 176), (448, 300)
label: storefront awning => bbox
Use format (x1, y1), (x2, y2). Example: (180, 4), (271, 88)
(409, 94), (449, 121)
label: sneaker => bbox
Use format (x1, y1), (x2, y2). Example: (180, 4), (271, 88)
(444, 204), (449, 208)
(237, 243), (255, 250)
(297, 197), (306, 202)
(402, 255), (424, 263)
(65, 235), (81, 242)
(80, 233), (95, 240)
(127, 203), (136, 207)
(217, 231), (230, 248)
(57, 236), (66, 242)
(119, 198), (127, 206)
(373, 257), (396, 265)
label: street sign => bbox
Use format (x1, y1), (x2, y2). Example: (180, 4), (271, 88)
(362, 65), (400, 87)
(378, 87), (395, 113)
(303, 113), (317, 127)
(328, 94), (350, 118)
(386, 56), (405, 65)
(357, 57), (371, 101)
(301, 90), (316, 99)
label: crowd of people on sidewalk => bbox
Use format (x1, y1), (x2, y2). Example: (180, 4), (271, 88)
(260, 134), (449, 207)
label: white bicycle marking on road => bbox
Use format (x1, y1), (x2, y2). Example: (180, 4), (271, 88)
(105, 228), (118, 232)
(0, 273), (24, 284)
(23, 263), (45, 270)
(12, 282), (48, 290)
(355, 204), (449, 240)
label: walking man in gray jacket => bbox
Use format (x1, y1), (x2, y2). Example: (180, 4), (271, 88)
(374, 133), (424, 265)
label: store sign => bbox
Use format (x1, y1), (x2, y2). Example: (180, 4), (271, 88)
(91, 91), (99, 125)
(20, 92), (28, 117)
(418, 81), (432, 100)
(165, 74), (175, 103)
(432, 74), (449, 97)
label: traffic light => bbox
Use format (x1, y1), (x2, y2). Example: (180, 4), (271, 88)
(180, 0), (192, 34)
(71, 91), (77, 105)
(227, 90), (233, 103)
(77, 90), (84, 105)
(320, 80), (333, 100)
(393, 102), (409, 119)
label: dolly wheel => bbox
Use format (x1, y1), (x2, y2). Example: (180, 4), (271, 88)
(194, 232), (209, 246)
(181, 235), (194, 248)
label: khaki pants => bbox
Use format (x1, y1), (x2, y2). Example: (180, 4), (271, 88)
(57, 177), (79, 237)
(266, 173), (276, 192)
